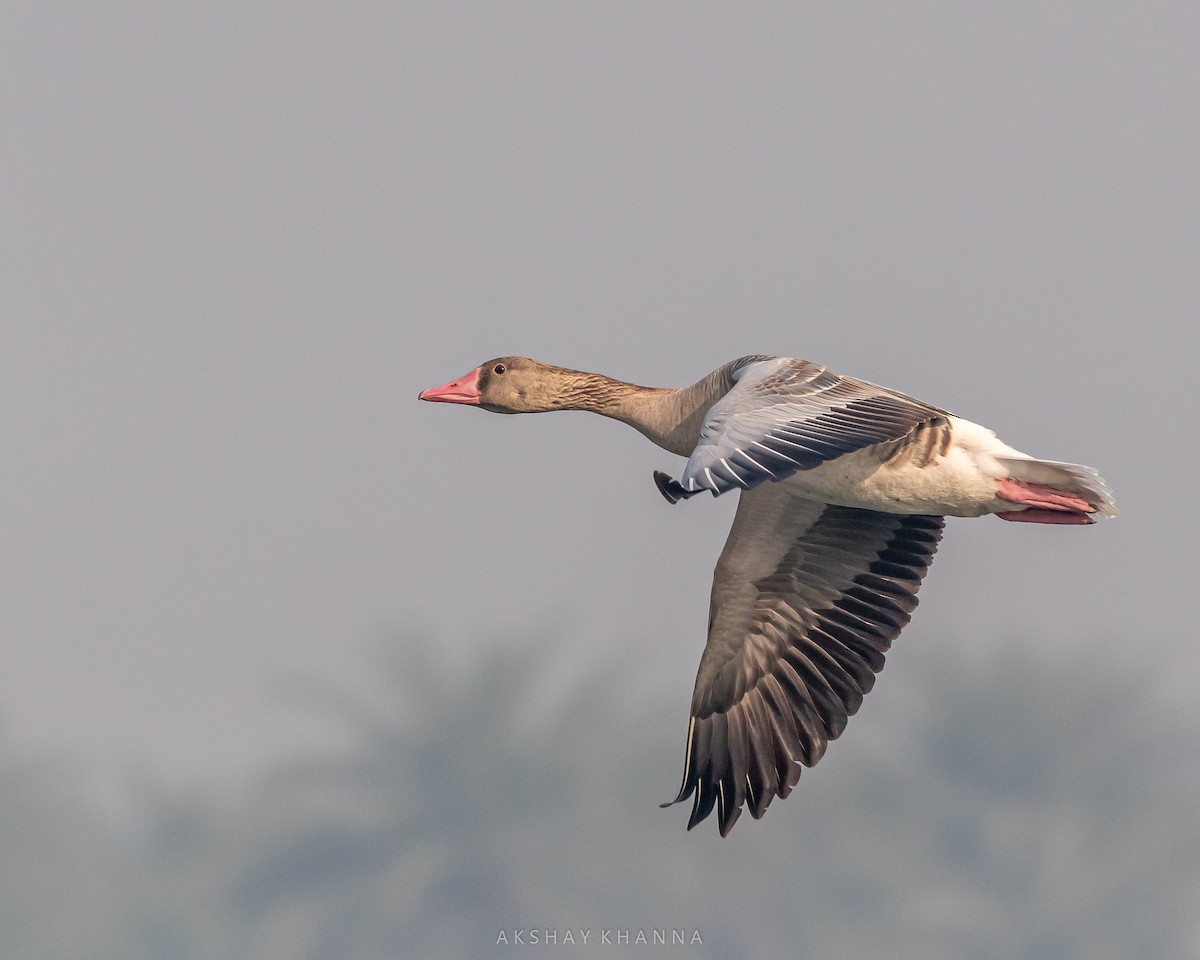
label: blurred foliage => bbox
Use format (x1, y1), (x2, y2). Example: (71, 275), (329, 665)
(3, 632), (1197, 959)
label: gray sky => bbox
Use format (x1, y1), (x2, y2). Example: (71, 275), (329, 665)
(2, 1), (1196, 792)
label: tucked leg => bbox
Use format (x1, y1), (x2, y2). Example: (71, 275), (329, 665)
(995, 478), (1095, 524)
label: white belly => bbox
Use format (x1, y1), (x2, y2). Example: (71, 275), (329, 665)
(780, 417), (1020, 517)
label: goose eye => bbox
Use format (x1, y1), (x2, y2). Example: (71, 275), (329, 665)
(493, 363), (507, 375)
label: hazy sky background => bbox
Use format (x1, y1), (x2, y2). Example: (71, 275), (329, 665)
(2, 0), (1196, 804)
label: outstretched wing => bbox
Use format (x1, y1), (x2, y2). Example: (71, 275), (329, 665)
(678, 357), (948, 497)
(663, 483), (944, 835)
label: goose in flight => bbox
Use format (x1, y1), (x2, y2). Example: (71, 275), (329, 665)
(419, 355), (1115, 835)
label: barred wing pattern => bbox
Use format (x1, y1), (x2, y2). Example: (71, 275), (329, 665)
(678, 357), (949, 497)
(663, 484), (944, 835)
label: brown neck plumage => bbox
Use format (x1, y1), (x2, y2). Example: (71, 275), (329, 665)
(548, 362), (737, 458)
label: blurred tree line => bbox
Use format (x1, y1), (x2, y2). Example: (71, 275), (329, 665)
(3, 631), (1196, 960)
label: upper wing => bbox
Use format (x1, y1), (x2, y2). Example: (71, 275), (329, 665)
(678, 357), (949, 497)
(663, 483), (944, 835)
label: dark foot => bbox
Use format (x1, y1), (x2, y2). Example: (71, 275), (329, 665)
(653, 470), (700, 505)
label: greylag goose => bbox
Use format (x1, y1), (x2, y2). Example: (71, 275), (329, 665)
(420, 356), (1115, 835)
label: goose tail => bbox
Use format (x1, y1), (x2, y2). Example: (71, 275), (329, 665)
(994, 456), (1117, 524)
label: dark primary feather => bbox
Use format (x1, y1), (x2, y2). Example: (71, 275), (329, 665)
(663, 487), (944, 836)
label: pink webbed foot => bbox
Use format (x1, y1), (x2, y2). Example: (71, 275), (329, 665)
(994, 478), (1096, 525)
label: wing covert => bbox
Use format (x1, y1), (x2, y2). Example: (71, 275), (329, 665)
(679, 357), (948, 497)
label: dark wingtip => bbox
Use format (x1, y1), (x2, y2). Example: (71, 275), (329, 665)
(653, 470), (681, 504)
(661, 785), (693, 809)
(653, 470), (701, 505)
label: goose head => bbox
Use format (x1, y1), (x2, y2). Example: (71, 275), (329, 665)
(419, 357), (607, 414)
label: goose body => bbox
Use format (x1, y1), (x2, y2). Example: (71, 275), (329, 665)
(420, 355), (1115, 835)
